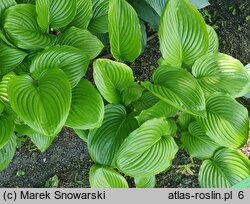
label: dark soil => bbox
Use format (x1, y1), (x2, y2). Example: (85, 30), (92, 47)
(0, 0), (249, 188)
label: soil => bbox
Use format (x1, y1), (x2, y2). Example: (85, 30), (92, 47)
(0, 0), (249, 188)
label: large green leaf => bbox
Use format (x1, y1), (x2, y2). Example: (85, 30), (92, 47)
(109, 0), (142, 62)
(0, 114), (15, 149)
(0, 0), (16, 19)
(36, 0), (77, 30)
(145, 0), (166, 15)
(199, 148), (250, 188)
(132, 90), (159, 111)
(30, 46), (89, 88)
(116, 118), (178, 177)
(65, 79), (104, 130)
(177, 112), (194, 131)
(181, 121), (221, 160)
(134, 176), (156, 188)
(89, 165), (128, 188)
(88, 0), (109, 34)
(142, 66), (206, 116)
(0, 134), (16, 172)
(28, 133), (55, 153)
(207, 25), (219, 53)
(159, 0), (209, 66)
(56, 27), (104, 60)
(0, 72), (15, 103)
(93, 59), (134, 104)
(8, 69), (71, 136)
(2, 4), (55, 50)
(196, 93), (249, 148)
(192, 53), (250, 98)
(88, 104), (138, 166)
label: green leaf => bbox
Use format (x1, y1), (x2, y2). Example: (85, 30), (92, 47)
(0, 72), (15, 103)
(232, 177), (250, 188)
(14, 54), (34, 75)
(207, 25), (219, 53)
(89, 164), (129, 188)
(132, 90), (159, 111)
(88, 0), (109, 34)
(0, 114), (15, 149)
(181, 121), (221, 160)
(44, 175), (59, 188)
(244, 64), (250, 98)
(74, 129), (88, 142)
(0, 102), (4, 114)
(0, 0), (16, 19)
(196, 93), (249, 148)
(121, 83), (143, 107)
(2, 4), (55, 50)
(28, 133), (55, 152)
(88, 104), (138, 166)
(93, 59), (134, 104)
(189, 0), (210, 9)
(15, 124), (37, 136)
(56, 27), (104, 60)
(142, 66), (206, 117)
(134, 176), (156, 188)
(199, 148), (250, 188)
(30, 46), (89, 88)
(0, 134), (16, 172)
(136, 100), (178, 125)
(67, 0), (92, 29)
(8, 69), (71, 136)
(140, 21), (147, 53)
(116, 118), (178, 177)
(159, 0), (209, 66)
(145, 0), (167, 15)
(177, 112), (194, 131)
(36, 0), (77, 30)
(192, 53), (250, 98)
(65, 79), (104, 130)
(108, 0), (142, 62)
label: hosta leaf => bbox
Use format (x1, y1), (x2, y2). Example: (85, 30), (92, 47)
(136, 100), (178, 125)
(93, 59), (134, 104)
(116, 118), (178, 177)
(67, 0), (92, 29)
(181, 121), (221, 160)
(74, 129), (88, 142)
(0, 114), (15, 149)
(0, 0), (16, 19)
(140, 21), (147, 52)
(145, 0), (167, 15)
(196, 93), (249, 148)
(36, 0), (77, 30)
(177, 112), (194, 131)
(244, 64), (250, 98)
(0, 72), (15, 103)
(121, 83), (143, 107)
(15, 124), (36, 136)
(14, 54), (34, 75)
(199, 148), (250, 188)
(189, 0), (210, 9)
(109, 0), (142, 62)
(2, 4), (55, 50)
(132, 91), (159, 111)
(8, 69), (71, 136)
(88, 104), (138, 166)
(56, 27), (104, 60)
(89, 165), (128, 188)
(28, 133), (55, 152)
(159, 0), (208, 66)
(0, 134), (16, 172)
(192, 53), (250, 98)
(207, 25), (219, 53)
(88, 0), (109, 34)
(0, 40), (27, 75)
(30, 46), (89, 88)
(134, 176), (156, 188)
(65, 79), (104, 130)
(0, 102), (4, 114)
(142, 66), (206, 116)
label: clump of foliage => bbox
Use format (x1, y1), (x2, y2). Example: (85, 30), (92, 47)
(0, 0), (249, 188)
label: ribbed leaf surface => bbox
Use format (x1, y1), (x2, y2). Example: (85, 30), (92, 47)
(159, 0), (208, 66)
(116, 118), (178, 177)
(56, 27), (104, 60)
(109, 0), (142, 62)
(196, 93), (249, 148)
(134, 176), (156, 188)
(74, 129), (88, 142)
(207, 25), (219, 53)
(88, 104), (138, 166)
(30, 46), (89, 88)
(0, 72), (15, 103)
(192, 53), (250, 98)
(145, 0), (166, 15)
(0, 114), (15, 149)
(89, 165), (128, 188)
(177, 112), (194, 131)
(28, 133), (55, 153)
(189, 0), (210, 9)
(121, 83), (143, 107)
(132, 91), (159, 111)
(66, 79), (104, 130)
(2, 4), (55, 50)
(8, 69), (71, 136)
(199, 148), (250, 188)
(93, 59), (134, 104)
(0, 0), (16, 19)
(142, 67), (206, 116)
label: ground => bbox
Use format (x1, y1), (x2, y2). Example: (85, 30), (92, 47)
(0, 0), (249, 188)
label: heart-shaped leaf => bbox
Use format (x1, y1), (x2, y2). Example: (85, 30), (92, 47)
(159, 0), (208, 66)
(207, 25), (219, 53)
(93, 59), (134, 104)
(199, 148), (250, 188)
(88, 104), (138, 166)
(30, 45), (89, 88)
(28, 133), (55, 152)
(142, 66), (206, 116)
(2, 4), (55, 50)
(8, 68), (71, 136)
(0, 114), (15, 149)
(196, 93), (249, 148)
(109, 0), (142, 62)
(89, 164), (128, 188)
(65, 79), (104, 130)
(0, 0), (16, 19)
(192, 53), (250, 98)
(134, 176), (156, 188)
(116, 118), (178, 177)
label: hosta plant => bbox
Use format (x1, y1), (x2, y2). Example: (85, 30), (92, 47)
(0, 0), (249, 188)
